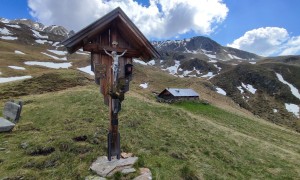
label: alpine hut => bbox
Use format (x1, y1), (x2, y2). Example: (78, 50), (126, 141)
(158, 88), (199, 101)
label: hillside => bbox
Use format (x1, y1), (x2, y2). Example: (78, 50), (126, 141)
(0, 68), (300, 179)
(0, 17), (300, 179)
(151, 36), (300, 132)
(1, 17), (299, 130)
(211, 63), (300, 131)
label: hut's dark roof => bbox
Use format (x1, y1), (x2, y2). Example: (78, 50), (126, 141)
(61, 7), (160, 61)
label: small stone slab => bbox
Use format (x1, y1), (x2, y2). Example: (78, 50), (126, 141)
(121, 168), (136, 175)
(90, 156), (138, 177)
(85, 175), (106, 180)
(3, 102), (20, 121)
(0, 117), (15, 132)
(134, 168), (152, 180)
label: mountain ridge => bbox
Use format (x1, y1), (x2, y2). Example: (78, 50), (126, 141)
(152, 36), (262, 61)
(1, 17), (74, 38)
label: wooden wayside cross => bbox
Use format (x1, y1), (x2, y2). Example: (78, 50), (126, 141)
(62, 7), (160, 161)
(101, 42), (130, 160)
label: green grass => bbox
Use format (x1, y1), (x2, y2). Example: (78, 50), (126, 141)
(1, 86), (300, 179)
(174, 101), (300, 153)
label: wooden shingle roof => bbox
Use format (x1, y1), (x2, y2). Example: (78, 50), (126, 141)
(62, 7), (160, 61)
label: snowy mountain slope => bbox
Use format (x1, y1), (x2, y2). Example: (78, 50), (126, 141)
(1, 17), (73, 38)
(152, 36), (262, 61)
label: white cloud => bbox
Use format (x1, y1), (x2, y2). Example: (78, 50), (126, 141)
(28, 0), (228, 39)
(228, 27), (300, 56)
(280, 36), (300, 56)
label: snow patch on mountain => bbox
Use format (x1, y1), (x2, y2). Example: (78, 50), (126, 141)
(0, 27), (12, 35)
(241, 83), (257, 94)
(214, 64), (222, 71)
(0, 36), (18, 40)
(32, 29), (48, 39)
(202, 49), (217, 59)
(0, 76), (32, 83)
(147, 60), (155, 66)
(208, 60), (218, 63)
(276, 73), (300, 100)
(216, 87), (227, 95)
(180, 67), (202, 77)
(52, 42), (61, 47)
(36, 39), (53, 44)
(140, 83), (148, 89)
(0, 18), (9, 23)
(41, 52), (67, 61)
(8, 66), (26, 70)
(228, 54), (243, 60)
(6, 24), (21, 28)
(15, 50), (25, 55)
(133, 59), (147, 65)
(164, 60), (180, 75)
(285, 103), (299, 118)
(77, 66), (94, 75)
(25, 61), (72, 69)
(47, 49), (68, 56)
(182, 69), (193, 76)
(237, 86), (244, 94)
(201, 72), (215, 79)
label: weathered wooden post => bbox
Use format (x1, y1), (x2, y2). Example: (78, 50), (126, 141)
(62, 7), (160, 161)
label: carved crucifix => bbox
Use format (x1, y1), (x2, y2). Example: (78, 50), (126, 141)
(103, 44), (128, 161)
(103, 49), (127, 87)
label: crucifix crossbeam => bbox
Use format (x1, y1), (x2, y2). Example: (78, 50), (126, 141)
(83, 44), (141, 57)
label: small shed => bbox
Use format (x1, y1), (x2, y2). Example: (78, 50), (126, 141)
(158, 88), (199, 101)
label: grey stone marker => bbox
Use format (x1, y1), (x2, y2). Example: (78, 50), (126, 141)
(90, 156), (138, 177)
(0, 118), (16, 132)
(0, 101), (22, 132)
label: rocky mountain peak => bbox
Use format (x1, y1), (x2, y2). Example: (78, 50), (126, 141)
(43, 25), (70, 37)
(152, 36), (261, 61)
(10, 18), (45, 31)
(1, 17), (73, 38)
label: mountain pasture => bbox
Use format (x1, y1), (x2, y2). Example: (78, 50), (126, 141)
(0, 18), (300, 179)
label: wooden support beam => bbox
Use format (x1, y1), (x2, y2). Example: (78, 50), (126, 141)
(83, 44), (142, 58)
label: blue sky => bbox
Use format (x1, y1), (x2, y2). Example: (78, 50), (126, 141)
(0, 0), (300, 56)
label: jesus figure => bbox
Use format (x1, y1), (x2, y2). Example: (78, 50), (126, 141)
(103, 49), (127, 85)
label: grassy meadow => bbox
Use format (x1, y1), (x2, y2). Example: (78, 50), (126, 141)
(0, 82), (299, 179)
